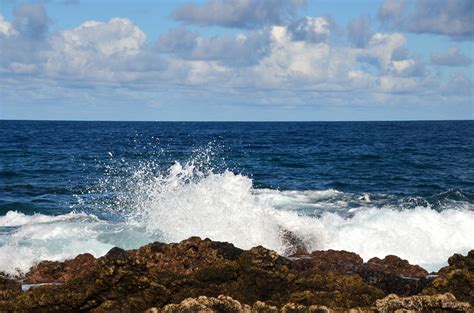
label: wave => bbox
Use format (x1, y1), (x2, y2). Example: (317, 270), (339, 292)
(1, 160), (473, 276)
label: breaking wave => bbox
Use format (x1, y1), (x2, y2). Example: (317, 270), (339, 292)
(1, 158), (473, 275)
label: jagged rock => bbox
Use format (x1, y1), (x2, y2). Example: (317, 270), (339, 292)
(0, 276), (21, 301)
(423, 250), (474, 305)
(359, 255), (429, 296)
(158, 295), (252, 312)
(375, 293), (472, 312)
(2, 237), (432, 312)
(129, 236), (243, 275)
(290, 250), (363, 274)
(24, 253), (98, 283)
(365, 255), (428, 278)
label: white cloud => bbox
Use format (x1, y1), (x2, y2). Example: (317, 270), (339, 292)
(0, 6), (471, 113)
(44, 18), (147, 80)
(0, 15), (17, 37)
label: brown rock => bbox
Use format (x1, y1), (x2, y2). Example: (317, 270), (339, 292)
(130, 236), (244, 275)
(375, 293), (472, 312)
(290, 250), (364, 274)
(359, 255), (429, 296)
(158, 295), (252, 312)
(365, 255), (428, 278)
(423, 250), (474, 305)
(24, 253), (98, 284)
(0, 276), (21, 301)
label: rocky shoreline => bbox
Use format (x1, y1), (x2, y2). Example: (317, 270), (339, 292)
(0, 237), (472, 312)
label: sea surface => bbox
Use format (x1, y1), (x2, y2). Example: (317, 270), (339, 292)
(1, 120), (473, 275)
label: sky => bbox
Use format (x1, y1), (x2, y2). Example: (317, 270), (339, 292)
(0, 0), (473, 121)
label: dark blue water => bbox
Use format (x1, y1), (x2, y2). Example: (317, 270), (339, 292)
(1, 120), (473, 216)
(1, 120), (473, 274)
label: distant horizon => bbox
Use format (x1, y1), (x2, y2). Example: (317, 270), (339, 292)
(2, 118), (473, 123)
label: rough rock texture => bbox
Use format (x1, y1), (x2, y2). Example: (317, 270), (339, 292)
(0, 276), (21, 301)
(24, 253), (98, 284)
(291, 250), (430, 296)
(0, 238), (472, 312)
(423, 250), (474, 305)
(375, 293), (472, 312)
(360, 255), (430, 296)
(154, 295), (355, 312)
(290, 250), (364, 274)
(153, 294), (472, 312)
(157, 295), (252, 312)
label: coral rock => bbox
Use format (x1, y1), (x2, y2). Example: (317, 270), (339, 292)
(375, 293), (472, 312)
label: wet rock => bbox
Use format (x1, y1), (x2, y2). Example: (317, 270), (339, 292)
(130, 236), (244, 275)
(0, 237), (425, 312)
(281, 229), (309, 255)
(24, 253), (98, 284)
(290, 250), (363, 274)
(359, 255), (429, 296)
(423, 250), (474, 305)
(289, 273), (384, 308)
(364, 255), (428, 278)
(158, 295), (252, 312)
(0, 276), (21, 301)
(375, 293), (472, 312)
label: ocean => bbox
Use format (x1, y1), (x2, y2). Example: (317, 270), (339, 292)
(1, 120), (473, 275)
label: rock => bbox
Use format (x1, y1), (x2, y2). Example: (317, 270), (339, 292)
(289, 273), (384, 308)
(24, 253), (98, 283)
(365, 255), (428, 278)
(290, 250), (363, 274)
(359, 255), (429, 296)
(0, 276), (21, 301)
(423, 250), (474, 305)
(1, 237), (399, 312)
(375, 293), (472, 312)
(158, 295), (252, 312)
(130, 236), (244, 275)
(280, 229), (309, 255)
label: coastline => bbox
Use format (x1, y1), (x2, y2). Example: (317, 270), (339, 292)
(1, 237), (472, 312)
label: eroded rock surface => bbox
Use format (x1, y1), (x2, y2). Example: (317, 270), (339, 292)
(423, 250), (474, 305)
(0, 237), (472, 312)
(376, 293), (472, 312)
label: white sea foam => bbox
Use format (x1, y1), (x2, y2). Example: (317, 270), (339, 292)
(1, 161), (473, 275)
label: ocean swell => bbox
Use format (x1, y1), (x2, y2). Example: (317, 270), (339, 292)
(1, 161), (473, 276)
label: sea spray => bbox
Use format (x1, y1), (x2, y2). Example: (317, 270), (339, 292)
(1, 157), (473, 276)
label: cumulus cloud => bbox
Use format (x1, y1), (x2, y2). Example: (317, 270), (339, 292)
(288, 16), (336, 43)
(0, 15), (17, 37)
(0, 2), (470, 112)
(44, 18), (152, 80)
(379, 0), (474, 40)
(172, 0), (305, 28)
(156, 27), (271, 66)
(431, 47), (472, 66)
(347, 15), (372, 48)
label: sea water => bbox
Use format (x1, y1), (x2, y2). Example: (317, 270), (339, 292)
(0, 120), (473, 275)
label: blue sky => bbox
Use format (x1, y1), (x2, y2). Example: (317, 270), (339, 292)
(0, 0), (472, 121)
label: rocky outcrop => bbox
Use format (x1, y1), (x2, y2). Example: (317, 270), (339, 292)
(290, 250), (364, 274)
(24, 253), (98, 284)
(0, 276), (21, 301)
(359, 255), (429, 296)
(423, 250), (474, 305)
(152, 293), (472, 313)
(0, 237), (472, 312)
(290, 250), (430, 296)
(375, 293), (472, 312)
